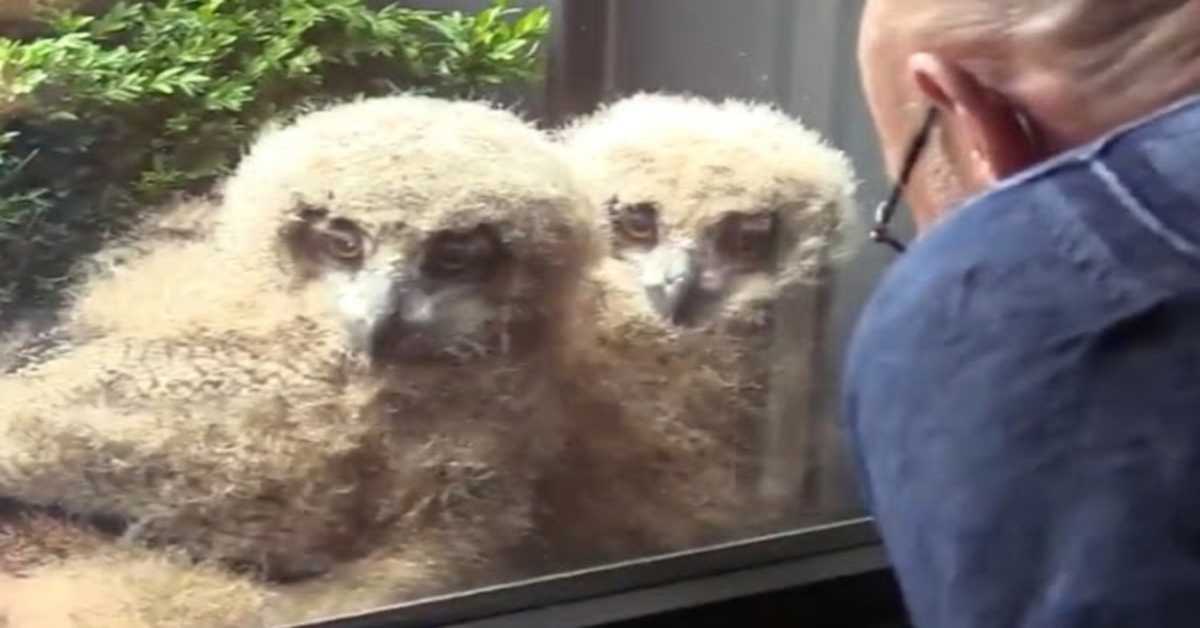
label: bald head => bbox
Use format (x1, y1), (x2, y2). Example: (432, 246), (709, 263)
(859, 0), (1200, 230)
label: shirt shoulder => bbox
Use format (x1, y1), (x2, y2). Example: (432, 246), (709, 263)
(846, 162), (1163, 405)
(841, 95), (1200, 628)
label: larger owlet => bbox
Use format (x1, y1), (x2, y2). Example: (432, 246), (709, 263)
(0, 94), (601, 624)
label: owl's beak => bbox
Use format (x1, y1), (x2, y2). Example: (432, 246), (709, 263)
(639, 244), (699, 324)
(335, 271), (435, 361)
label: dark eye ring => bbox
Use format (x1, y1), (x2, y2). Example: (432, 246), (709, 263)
(615, 202), (658, 243)
(321, 220), (365, 261)
(719, 213), (775, 260)
(434, 246), (472, 273)
(425, 226), (502, 280)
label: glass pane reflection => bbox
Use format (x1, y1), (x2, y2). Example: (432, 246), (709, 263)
(0, 1), (883, 625)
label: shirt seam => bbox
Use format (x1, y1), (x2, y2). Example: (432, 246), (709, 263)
(1088, 158), (1200, 264)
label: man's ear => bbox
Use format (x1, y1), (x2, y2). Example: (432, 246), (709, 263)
(907, 52), (1042, 183)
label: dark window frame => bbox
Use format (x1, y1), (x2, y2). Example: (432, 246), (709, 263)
(295, 519), (884, 628)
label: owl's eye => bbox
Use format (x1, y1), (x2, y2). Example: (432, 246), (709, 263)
(717, 212), (775, 263)
(613, 202), (659, 244)
(320, 218), (366, 262)
(425, 225), (503, 281)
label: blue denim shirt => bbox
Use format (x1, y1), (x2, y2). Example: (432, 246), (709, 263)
(843, 93), (1200, 628)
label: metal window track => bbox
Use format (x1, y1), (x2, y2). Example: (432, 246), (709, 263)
(294, 518), (886, 628)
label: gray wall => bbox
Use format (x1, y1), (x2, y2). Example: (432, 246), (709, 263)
(603, 0), (909, 389)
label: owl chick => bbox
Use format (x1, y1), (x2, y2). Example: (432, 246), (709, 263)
(0, 195), (221, 585)
(1, 194), (218, 377)
(0, 94), (600, 620)
(0, 545), (270, 628)
(548, 92), (859, 560)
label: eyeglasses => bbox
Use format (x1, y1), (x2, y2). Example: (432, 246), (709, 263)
(869, 106), (939, 254)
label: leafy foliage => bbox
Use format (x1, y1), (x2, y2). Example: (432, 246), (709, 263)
(0, 0), (550, 318)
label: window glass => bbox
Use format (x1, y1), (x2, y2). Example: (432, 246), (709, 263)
(0, 0), (893, 624)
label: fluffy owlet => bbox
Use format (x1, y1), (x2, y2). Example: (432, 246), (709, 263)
(0, 94), (601, 624)
(545, 92), (859, 564)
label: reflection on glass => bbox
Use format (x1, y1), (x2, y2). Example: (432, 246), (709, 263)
(0, 0), (868, 625)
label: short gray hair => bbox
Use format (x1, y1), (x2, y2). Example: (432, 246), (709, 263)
(907, 0), (1198, 95)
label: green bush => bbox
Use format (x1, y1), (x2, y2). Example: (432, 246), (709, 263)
(0, 0), (550, 320)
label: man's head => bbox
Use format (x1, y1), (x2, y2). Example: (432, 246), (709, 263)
(858, 0), (1200, 231)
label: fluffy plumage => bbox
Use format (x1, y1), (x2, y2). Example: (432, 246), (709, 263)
(0, 194), (217, 376)
(547, 92), (860, 561)
(0, 94), (601, 623)
(0, 546), (269, 628)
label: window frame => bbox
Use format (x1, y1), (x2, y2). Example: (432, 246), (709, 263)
(296, 519), (884, 627)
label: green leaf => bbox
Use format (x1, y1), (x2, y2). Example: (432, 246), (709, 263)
(48, 14), (96, 34)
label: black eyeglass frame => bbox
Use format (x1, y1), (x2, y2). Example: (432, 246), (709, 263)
(869, 106), (939, 254)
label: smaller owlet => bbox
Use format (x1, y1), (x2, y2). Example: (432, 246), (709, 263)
(546, 92), (860, 564)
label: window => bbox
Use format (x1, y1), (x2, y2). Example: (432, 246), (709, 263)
(0, 1), (895, 625)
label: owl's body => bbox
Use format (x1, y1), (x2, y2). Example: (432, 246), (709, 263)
(0, 194), (217, 376)
(0, 310), (374, 579)
(0, 95), (600, 624)
(0, 543), (270, 628)
(549, 93), (859, 563)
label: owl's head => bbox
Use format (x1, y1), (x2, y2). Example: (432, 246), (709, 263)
(560, 93), (859, 328)
(214, 96), (598, 366)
